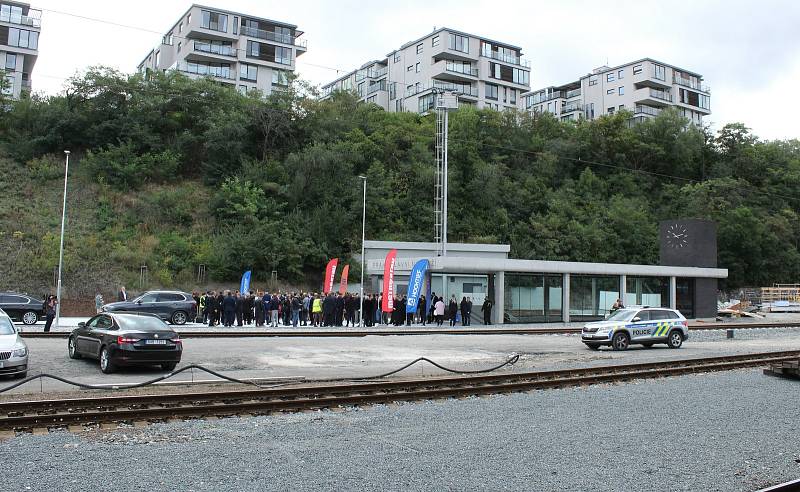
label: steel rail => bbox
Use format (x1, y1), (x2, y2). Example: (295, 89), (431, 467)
(1, 351), (797, 431)
(16, 322), (800, 339)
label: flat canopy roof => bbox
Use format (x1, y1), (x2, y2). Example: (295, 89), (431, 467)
(366, 255), (727, 279)
(364, 240), (511, 254)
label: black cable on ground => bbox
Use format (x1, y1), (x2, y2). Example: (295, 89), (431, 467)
(0, 354), (520, 395)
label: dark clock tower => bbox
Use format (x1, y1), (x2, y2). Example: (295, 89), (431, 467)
(659, 219), (717, 268)
(659, 219), (718, 319)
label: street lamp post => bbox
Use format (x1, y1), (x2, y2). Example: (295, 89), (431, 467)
(358, 175), (367, 327)
(54, 150), (70, 328)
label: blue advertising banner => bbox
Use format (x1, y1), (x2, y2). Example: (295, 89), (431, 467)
(240, 270), (252, 294)
(406, 259), (429, 313)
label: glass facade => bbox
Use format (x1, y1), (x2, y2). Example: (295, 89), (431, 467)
(625, 276), (669, 307)
(676, 278), (695, 318)
(570, 275), (620, 321)
(504, 274), (562, 323)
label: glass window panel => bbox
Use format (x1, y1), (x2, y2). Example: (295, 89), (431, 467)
(504, 274), (562, 323)
(625, 276), (669, 307)
(569, 275), (620, 321)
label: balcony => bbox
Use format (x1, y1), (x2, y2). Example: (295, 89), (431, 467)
(193, 41), (236, 57)
(632, 64), (672, 90)
(565, 88), (581, 99)
(528, 91), (566, 105)
(240, 26), (307, 49)
(433, 80), (478, 97)
(673, 76), (710, 93)
(561, 102), (583, 113)
(171, 61), (235, 80)
(366, 82), (387, 95)
(356, 67), (388, 81)
(431, 59), (479, 82)
(481, 49), (531, 68)
(0, 9), (41, 28)
(634, 105), (662, 117)
(633, 87), (672, 106)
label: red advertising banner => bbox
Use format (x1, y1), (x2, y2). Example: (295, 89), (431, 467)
(338, 264), (350, 295)
(381, 249), (398, 312)
(324, 258), (338, 294)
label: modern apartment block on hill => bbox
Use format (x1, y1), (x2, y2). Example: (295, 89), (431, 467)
(0, 1), (40, 99)
(321, 27), (531, 113)
(521, 58), (711, 124)
(137, 4), (306, 96)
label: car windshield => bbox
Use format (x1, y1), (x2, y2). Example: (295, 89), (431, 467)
(0, 317), (14, 335)
(116, 314), (169, 331)
(605, 309), (638, 322)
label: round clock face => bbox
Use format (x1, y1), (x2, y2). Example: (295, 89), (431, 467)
(666, 224), (689, 249)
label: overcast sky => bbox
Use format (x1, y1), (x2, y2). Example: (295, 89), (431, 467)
(27, 0), (800, 140)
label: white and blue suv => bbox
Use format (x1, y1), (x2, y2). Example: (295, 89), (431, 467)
(582, 307), (688, 351)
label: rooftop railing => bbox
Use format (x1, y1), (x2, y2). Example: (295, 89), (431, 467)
(240, 26), (307, 48)
(483, 50), (531, 68)
(0, 9), (41, 28)
(529, 91), (566, 104)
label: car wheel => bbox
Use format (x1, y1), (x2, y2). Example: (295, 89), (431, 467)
(100, 347), (116, 374)
(611, 332), (630, 351)
(68, 336), (81, 359)
(22, 311), (38, 325)
(171, 311), (188, 325)
(667, 330), (684, 349)
(642, 343), (654, 349)
(161, 362), (178, 371)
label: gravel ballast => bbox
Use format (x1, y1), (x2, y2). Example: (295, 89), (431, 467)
(3, 368), (799, 491)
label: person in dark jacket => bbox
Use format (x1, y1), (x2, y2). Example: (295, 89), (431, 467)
(417, 295), (427, 326)
(43, 295), (57, 333)
(243, 292), (253, 325)
(290, 295), (300, 327)
(235, 291), (244, 327)
(481, 298), (493, 325)
(269, 294), (280, 327)
(254, 290), (265, 327)
(448, 295), (458, 327)
(222, 291), (236, 327)
(334, 294), (345, 326)
(460, 297), (469, 326)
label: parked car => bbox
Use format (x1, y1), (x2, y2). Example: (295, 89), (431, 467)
(0, 308), (28, 378)
(68, 312), (182, 374)
(0, 292), (45, 325)
(581, 307), (689, 351)
(101, 290), (196, 325)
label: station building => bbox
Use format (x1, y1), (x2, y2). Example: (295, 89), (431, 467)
(362, 220), (726, 324)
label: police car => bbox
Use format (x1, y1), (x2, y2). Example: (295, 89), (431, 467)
(581, 307), (688, 351)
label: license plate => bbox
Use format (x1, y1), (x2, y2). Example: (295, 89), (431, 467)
(145, 339), (168, 345)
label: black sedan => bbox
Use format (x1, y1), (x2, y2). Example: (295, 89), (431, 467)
(101, 290), (196, 325)
(0, 292), (44, 325)
(68, 312), (182, 374)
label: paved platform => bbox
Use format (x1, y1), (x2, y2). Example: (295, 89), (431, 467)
(4, 328), (800, 396)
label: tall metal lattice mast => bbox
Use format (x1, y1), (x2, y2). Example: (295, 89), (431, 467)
(434, 91), (458, 257)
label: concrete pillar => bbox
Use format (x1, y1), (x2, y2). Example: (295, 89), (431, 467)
(669, 276), (677, 309)
(562, 273), (570, 323)
(494, 271), (504, 324)
(620, 274), (627, 305)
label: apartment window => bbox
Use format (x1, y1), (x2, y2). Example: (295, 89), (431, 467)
(633, 64), (643, 75)
(485, 83), (498, 100)
(201, 10), (227, 32)
(177, 41), (181, 52)
(238, 85), (247, 96)
(416, 43), (423, 54)
(406, 84), (413, 95)
(240, 63), (257, 81)
(395, 99), (403, 112)
(607, 73), (615, 82)
(699, 94), (710, 110)
(165, 32), (174, 45)
(589, 76), (598, 86)
(432, 35), (439, 47)
(366, 95), (376, 104)
(419, 93), (435, 112)
(415, 62), (420, 73)
(357, 82), (364, 97)
(448, 33), (469, 53)
(607, 107), (615, 114)
(512, 68), (529, 85)
(5, 53), (16, 70)
(8, 28), (38, 49)
(606, 88), (614, 95)
(187, 13), (191, 24)
(155, 51), (160, 68)
(653, 64), (666, 81)
(407, 65), (413, 72)
(415, 82), (421, 93)
(233, 16), (238, 35)
(178, 22), (183, 33)
(275, 46), (292, 65)
(588, 103), (595, 119)
(274, 26), (292, 44)
(394, 52), (401, 62)
(2, 74), (13, 95)
(619, 104), (625, 110)
(618, 86), (624, 95)
(618, 69), (624, 79)
(247, 41), (259, 57)
(510, 88), (516, 105)
(389, 82), (396, 100)
(272, 70), (289, 86)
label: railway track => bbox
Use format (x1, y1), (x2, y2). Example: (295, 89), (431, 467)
(16, 321), (800, 338)
(2, 350), (798, 433)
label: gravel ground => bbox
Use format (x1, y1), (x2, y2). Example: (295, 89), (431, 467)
(2, 368), (799, 491)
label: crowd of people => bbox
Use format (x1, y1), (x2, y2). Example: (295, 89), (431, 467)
(190, 291), (494, 328)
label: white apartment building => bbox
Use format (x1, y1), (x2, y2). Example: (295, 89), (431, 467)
(321, 27), (531, 113)
(138, 4), (306, 96)
(522, 58), (710, 125)
(0, 1), (40, 99)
